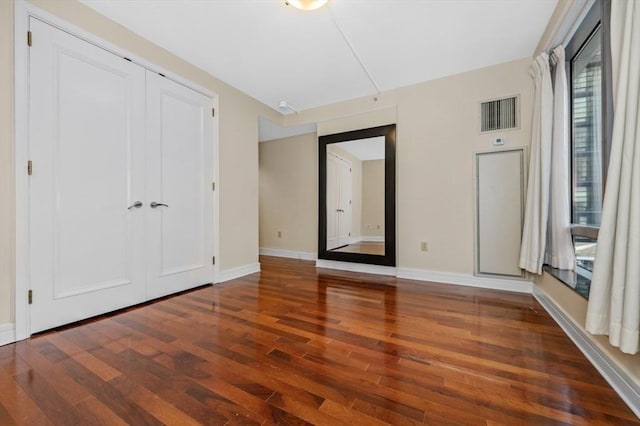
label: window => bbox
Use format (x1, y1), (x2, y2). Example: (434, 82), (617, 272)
(566, 0), (613, 287)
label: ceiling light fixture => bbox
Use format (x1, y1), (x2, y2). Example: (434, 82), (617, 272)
(285, 0), (328, 11)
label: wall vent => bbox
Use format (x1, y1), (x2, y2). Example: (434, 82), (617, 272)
(480, 96), (519, 133)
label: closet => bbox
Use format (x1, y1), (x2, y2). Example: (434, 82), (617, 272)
(28, 18), (215, 333)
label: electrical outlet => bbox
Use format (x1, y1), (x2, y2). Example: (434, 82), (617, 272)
(420, 241), (428, 252)
(277, 231), (282, 238)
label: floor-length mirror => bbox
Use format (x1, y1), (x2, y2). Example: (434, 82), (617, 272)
(318, 124), (396, 266)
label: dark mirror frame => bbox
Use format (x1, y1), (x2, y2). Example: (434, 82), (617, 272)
(318, 124), (396, 267)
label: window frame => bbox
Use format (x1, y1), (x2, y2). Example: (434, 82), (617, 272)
(565, 0), (613, 244)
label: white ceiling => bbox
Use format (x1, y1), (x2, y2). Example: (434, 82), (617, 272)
(80, 0), (557, 114)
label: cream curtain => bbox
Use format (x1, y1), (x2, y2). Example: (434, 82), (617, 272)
(586, 0), (640, 355)
(546, 46), (576, 271)
(520, 53), (553, 274)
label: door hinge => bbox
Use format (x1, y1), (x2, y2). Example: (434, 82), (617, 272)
(212, 256), (216, 265)
(27, 160), (33, 176)
(27, 31), (32, 47)
(212, 108), (215, 117)
(212, 182), (215, 191)
(28, 290), (33, 305)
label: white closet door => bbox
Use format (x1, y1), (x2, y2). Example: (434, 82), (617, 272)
(337, 159), (352, 247)
(326, 153), (339, 250)
(146, 72), (214, 299)
(29, 18), (147, 333)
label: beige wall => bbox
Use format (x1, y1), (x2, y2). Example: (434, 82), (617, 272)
(273, 59), (531, 274)
(262, 59), (532, 275)
(536, 272), (640, 387)
(316, 107), (397, 137)
(263, 60), (531, 272)
(0, 0), (15, 325)
(396, 58), (532, 273)
(259, 133), (317, 253)
(259, 137), (387, 252)
(0, 0), (279, 324)
(361, 159), (385, 238)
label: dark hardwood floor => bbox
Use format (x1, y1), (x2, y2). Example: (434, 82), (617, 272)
(0, 256), (637, 425)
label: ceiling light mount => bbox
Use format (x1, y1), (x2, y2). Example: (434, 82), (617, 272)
(278, 100), (299, 114)
(285, 0), (328, 11)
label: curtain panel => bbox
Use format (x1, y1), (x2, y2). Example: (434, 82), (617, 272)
(520, 53), (553, 275)
(586, 0), (640, 355)
(546, 45), (576, 271)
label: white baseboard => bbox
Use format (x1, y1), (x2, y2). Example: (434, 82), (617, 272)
(397, 267), (532, 293)
(0, 323), (16, 347)
(217, 263), (261, 283)
(315, 259), (397, 276)
(259, 248), (316, 261)
(533, 285), (640, 418)
(313, 262), (531, 292)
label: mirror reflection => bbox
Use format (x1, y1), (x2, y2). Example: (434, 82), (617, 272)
(326, 136), (385, 255)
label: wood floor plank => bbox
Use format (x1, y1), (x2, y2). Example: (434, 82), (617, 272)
(108, 375), (202, 426)
(0, 368), (53, 426)
(0, 255), (636, 425)
(13, 342), (92, 407)
(74, 397), (130, 426)
(0, 399), (17, 426)
(13, 369), (87, 425)
(59, 356), (163, 425)
(266, 392), (348, 426)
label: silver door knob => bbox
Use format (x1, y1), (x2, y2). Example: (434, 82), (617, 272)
(150, 201), (169, 208)
(128, 201), (143, 209)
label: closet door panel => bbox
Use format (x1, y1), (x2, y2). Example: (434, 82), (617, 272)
(475, 149), (525, 278)
(326, 153), (339, 250)
(337, 157), (352, 246)
(146, 72), (214, 299)
(28, 18), (147, 333)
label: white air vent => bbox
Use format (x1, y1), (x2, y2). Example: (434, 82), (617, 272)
(480, 96), (519, 133)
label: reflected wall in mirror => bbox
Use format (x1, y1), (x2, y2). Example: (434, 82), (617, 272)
(326, 137), (385, 255)
(319, 125), (396, 267)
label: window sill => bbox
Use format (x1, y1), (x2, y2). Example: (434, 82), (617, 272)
(543, 265), (591, 300)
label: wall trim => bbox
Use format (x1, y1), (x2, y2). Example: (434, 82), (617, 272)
(259, 248), (316, 261)
(314, 262), (532, 292)
(14, 0), (31, 341)
(316, 259), (397, 276)
(217, 263), (261, 283)
(533, 285), (640, 418)
(397, 267), (532, 293)
(0, 323), (16, 347)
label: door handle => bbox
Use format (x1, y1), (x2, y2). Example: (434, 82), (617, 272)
(128, 201), (143, 210)
(150, 201), (169, 208)
(336, 209), (344, 213)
